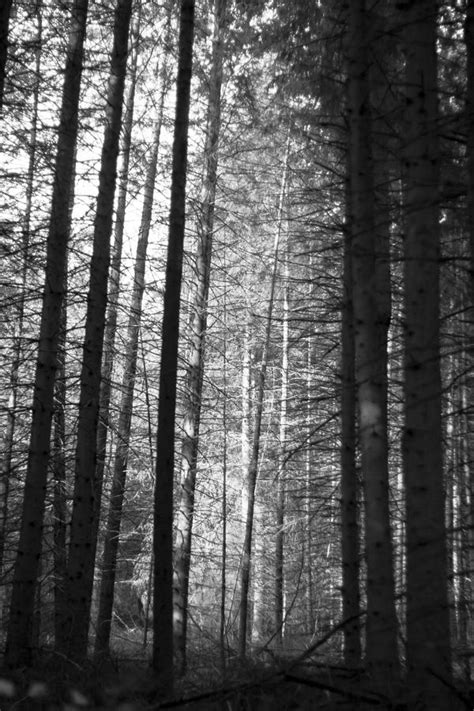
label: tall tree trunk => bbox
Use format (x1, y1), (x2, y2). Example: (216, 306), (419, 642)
(467, 0), (474, 312)
(400, 0), (452, 705)
(220, 272), (228, 670)
(53, 288), (68, 649)
(173, 0), (226, 675)
(95, 60), (168, 657)
(0, 0), (13, 110)
(464, 0), (474, 659)
(0, 0), (42, 577)
(152, 0), (195, 696)
(95, 6), (141, 546)
(274, 254), (289, 649)
(347, 0), (398, 681)
(63, 0), (133, 662)
(238, 138), (289, 659)
(340, 170), (361, 667)
(305, 330), (315, 633)
(5, 0), (89, 669)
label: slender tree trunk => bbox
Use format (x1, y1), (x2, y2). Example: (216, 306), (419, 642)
(400, 1), (452, 705)
(95, 6), (141, 542)
(63, 0), (133, 662)
(152, 0), (195, 696)
(140, 334), (156, 649)
(305, 332), (315, 633)
(220, 275), (228, 670)
(53, 297), (68, 648)
(95, 62), (168, 657)
(0, 0), (13, 110)
(467, 1), (474, 312)
(173, 0), (226, 675)
(5, 0), (89, 668)
(347, 0), (398, 681)
(239, 320), (252, 644)
(0, 0), (42, 577)
(238, 138), (289, 659)
(274, 255), (288, 649)
(464, 0), (474, 659)
(340, 171), (361, 667)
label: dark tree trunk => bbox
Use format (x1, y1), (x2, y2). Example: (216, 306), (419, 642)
(5, 0), (89, 668)
(347, 0), (399, 682)
(94, 6), (141, 547)
(340, 170), (361, 667)
(152, 0), (195, 697)
(400, 1), (452, 706)
(0, 0), (13, 109)
(0, 0), (42, 578)
(173, 0), (226, 675)
(63, 0), (133, 662)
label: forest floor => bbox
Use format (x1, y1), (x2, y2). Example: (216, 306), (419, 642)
(1, 654), (472, 710)
(0, 631), (472, 710)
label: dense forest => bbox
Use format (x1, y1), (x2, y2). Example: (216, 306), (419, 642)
(0, 0), (473, 708)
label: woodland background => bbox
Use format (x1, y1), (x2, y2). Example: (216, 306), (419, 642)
(0, 0), (473, 709)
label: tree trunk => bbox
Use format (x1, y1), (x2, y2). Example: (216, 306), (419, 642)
(0, 0), (42, 577)
(152, 0), (195, 696)
(274, 255), (289, 649)
(220, 274), (228, 670)
(173, 0), (226, 675)
(0, 0), (13, 110)
(340, 170), (361, 667)
(94, 53), (168, 657)
(464, 0), (474, 660)
(238, 137), (289, 659)
(400, 0), (452, 705)
(467, 0), (474, 312)
(95, 6), (141, 546)
(52, 296), (68, 649)
(347, 0), (399, 681)
(63, 0), (133, 662)
(5, 0), (89, 669)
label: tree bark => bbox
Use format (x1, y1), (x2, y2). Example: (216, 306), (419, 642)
(173, 0), (226, 675)
(5, 0), (89, 669)
(152, 0), (195, 697)
(63, 0), (133, 662)
(400, 0), (452, 705)
(347, 0), (398, 681)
